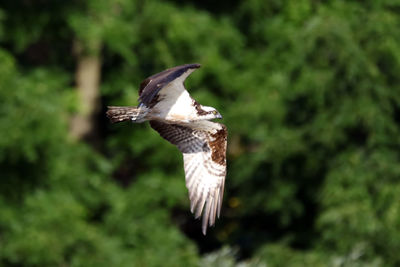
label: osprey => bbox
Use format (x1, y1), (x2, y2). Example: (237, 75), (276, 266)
(106, 63), (227, 235)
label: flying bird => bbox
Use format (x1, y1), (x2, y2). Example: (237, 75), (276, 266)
(106, 63), (227, 235)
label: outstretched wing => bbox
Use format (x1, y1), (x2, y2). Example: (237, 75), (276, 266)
(150, 120), (227, 235)
(138, 63), (200, 108)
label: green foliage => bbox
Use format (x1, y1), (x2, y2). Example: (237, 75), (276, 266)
(0, 48), (198, 266)
(1, 0), (400, 266)
(253, 243), (382, 267)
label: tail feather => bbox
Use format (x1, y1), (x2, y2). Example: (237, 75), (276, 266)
(106, 106), (146, 123)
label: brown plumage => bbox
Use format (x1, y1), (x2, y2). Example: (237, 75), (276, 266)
(106, 106), (141, 123)
(106, 63), (227, 235)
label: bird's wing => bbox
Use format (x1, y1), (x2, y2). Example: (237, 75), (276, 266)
(150, 120), (227, 235)
(138, 63), (200, 107)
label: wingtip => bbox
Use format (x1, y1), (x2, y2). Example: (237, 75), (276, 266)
(186, 63), (201, 69)
(202, 225), (207, 235)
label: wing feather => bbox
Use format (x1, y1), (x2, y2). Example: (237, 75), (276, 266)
(217, 178), (225, 218)
(150, 120), (227, 235)
(138, 64), (200, 107)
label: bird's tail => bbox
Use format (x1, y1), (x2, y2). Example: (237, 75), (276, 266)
(106, 106), (148, 123)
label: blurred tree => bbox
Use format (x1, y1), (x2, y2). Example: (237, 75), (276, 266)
(0, 0), (400, 266)
(0, 47), (199, 266)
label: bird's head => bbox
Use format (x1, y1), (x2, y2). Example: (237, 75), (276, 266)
(197, 105), (223, 120)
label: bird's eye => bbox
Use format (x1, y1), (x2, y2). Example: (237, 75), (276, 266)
(212, 110), (218, 115)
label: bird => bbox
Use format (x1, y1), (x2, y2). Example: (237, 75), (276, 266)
(106, 63), (227, 235)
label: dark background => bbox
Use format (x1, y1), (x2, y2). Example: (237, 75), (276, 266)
(0, 0), (399, 266)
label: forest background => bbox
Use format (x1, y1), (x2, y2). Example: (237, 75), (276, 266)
(1, 0), (400, 266)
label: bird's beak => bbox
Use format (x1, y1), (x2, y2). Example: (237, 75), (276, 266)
(217, 113), (223, 119)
